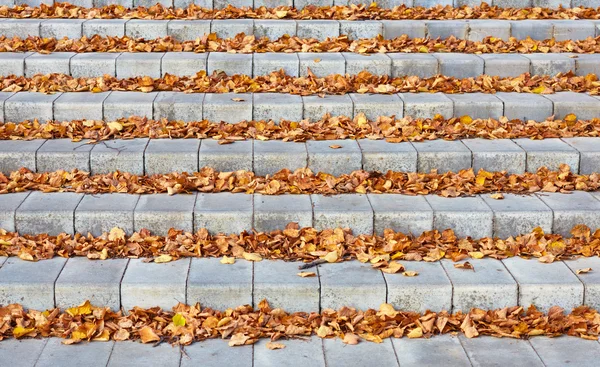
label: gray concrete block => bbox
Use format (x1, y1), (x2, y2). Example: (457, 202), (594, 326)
(495, 92), (554, 121)
(358, 139), (416, 172)
(319, 261), (386, 310)
(181, 339), (252, 367)
(493, 0), (533, 6)
(210, 20), (254, 39)
(441, 258), (518, 312)
(107, 341), (180, 367)
(426, 20), (469, 39)
(36, 138), (94, 172)
(90, 138), (149, 175)
(0, 193), (30, 232)
(5, 91), (61, 122)
(448, 93), (503, 119)
(412, 140), (471, 174)
(563, 257), (600, 310)
(167, 20), (211, 41)
(393, 335), (471, 366)
(83, 19), (127, 37)
(253, 93), (303, 122)
(153, 91), (204, 122)
(125, 19), (169, 39)
(382, 20), (426, 39)
(350, 93), (403, 120)
(16, 192), (83, 235)
(461, 138), (526, 173)
(213, 0), (252, 7)
(343, 53), (391, 76)
(0, 339), (47, 367)
(427, 195), (493, 238)
(530, 337), (600, 367)
(116, 52), (163, 78)
(253, 194), (312, 232)
(536, 191), (600, 236)
(434, 53), (484, 79)
(253, 53), (299, 77)
(510, 20), (553, 41)
(254, 338), (325, 367)
(389, 53), (438, 78)
(134, 0), (173, 6)
(552, 20), (596, 41)
(161, 52), (208, 77)
(0, 52), (30, 77)
(55, 258), (128, 311)
(523, 54), (575, 76)
(255, 0), (292, 9)
(198, 139), (253, 171)
(40, 19), (85, 39)
(121, 258), (190, 310)
(103, 91), (157, 120)
(0, 19), (41, 38)
(0, 140), (45, 173)
(513, 138), (580, 172)
(479, 54), (530, 78)
(562, 137), (600, 174)
(546, 92), (600, 120)
(253, 140), (307, 176)
(75, 193), (139, 236)
(144, 139), (200, 175)
(0, 92), (15, 123)
(573, 0), (600, 5)
(24, 51), (73, 77)
(203, 92), (253, 123)
(134, 193), (196, 235)
(306, 139), (362, 176)
(296, 20), (339, 40)
(194, 193), (253, 234)
(482, 193), (553, 238)
(323, 339), (399, 367)
(467, 20), (511, 42)
(400, 92), (453, 119)
(461, 336), (544, 367)
(37, 339), (114, 367)
(53, 92), (109, 121)
(312, 194), (373, 234)
(295, 0), (333, 7)
(369, 194), (433, 236)
(504, 258), (583, 312)
(254, 20), (297, 39)
(254, 260), (319, 312)
(0, 257), (67, 310)
(339, 20), (383, 40)
(70, 53), (119, 78)
(574, 54), (600, 76)
(298, 52), (345, 77)
(303, 95), (353, 121)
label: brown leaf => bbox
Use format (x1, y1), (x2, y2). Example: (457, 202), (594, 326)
(266, 341), (286, 350)
(343, 333), (360, 345)
(229, 333), (250, 347)
(329, 145), (342, 149)
(139, 326), (160, 344)
(454, 262), (474, 271)
(297, 271), (316, 277)
(577, 268), (592, 274)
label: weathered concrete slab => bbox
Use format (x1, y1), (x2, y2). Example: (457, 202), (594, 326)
(253, 93), (303, 122)
(412, 140), (471, 174)
(303, 95), (353, 121)
(298, 52), (345, 78)
(0, 339), (47, 367)
(447, 93), (503, 119)
(350, 94), (403, 120)
(89, 138), (149, 175)
(75, 194), (139, 236)
(144, 139), (200, 175)
(358, 139), (416, 172)
(254, 338), (325, 367)
(545, 92), (600, 120)
(393, 335), (470, 366)
(399, 93), (453, 119)
(495, 93), (554, 122)
(253, 53), (299, 77)
(530, 337), (600, 367)
(562, 137), (600, 175)
(16, 192), (83, 235)
(198, 139), (253, 172)
(36, 139), (94, 172)
(134, 194), (196, 235)
(194, 193), (253, 234)
(0, 192), (30, 232)
(319, 261), (386, 310)
(253, 140), (307, 176)
(103, 92), (157, 121)
(389, 53), (438, 78)
(323, 338), (399, 367)
(70, 53), (120, 78)
(25, 52), (74, 77)
(480, 54), (531, 77)
(306, 139), (362, 176)
(481, 193), (553, 238)
(107, 341), (180, 367)
(4, 92), (61, 122)
(53, 92), (109, 121)
(203, 93), (252, 123)
(460, 336), (544, 367)
(0, 139), (45, 173)
(312, 194), (373, 234)
(181, 339), (252, 367)
(36, 339), (114, 367)
(462, 138), (526, 174)
(513, 138), (580, 172)
(563, 257), (600, 310)
(536, 191), (600, 236)
(152, 91), (204, 122)
(368, 194), (433, 235)
(253, 194), (313, 232)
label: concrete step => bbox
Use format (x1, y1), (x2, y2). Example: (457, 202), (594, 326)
(3, 51), (599, 78)
(0, 17), (599, 41)
(1, 191), (600, 237)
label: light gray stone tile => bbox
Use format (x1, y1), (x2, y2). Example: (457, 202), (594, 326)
(153, 91), (204, 122)
(125, 19), (169, 39)
(116, 52), (163, 78)
(0, 19), (41, 38)
(494, 0), (533, 5)
(253, 93), (303, 122)
(0, 91), (15, 123)
(552, 20), (596, 41)
(83, 19), (127, 37)
(399, 93), (453, 119)
(467, 20), (511, 42)
(574, 54), (600, 76)
(134, 193), (196, 235)
(161, 52), (208, 77)
(296, 0), (333, 7)
(5, 92), (62, 122)
(303, 95), (353, 121)
(16, 192), (83, 235)
(0, 52), (30, 77)
(181, 339), (252, 367)
(510, 20), (553, 41)
(306, 139), (362, 176)
(426, 20), (468, 39)
(253, 20), (297, 39)
(296, 20), (339, 40)
(382, 20), (426, 39)
(75, 193), (139, 236)
(134, 0), (173, 6)
(412, 140), (471, 174)
(0, 339), (47, 367)
(562, 137), (600, 174)
(480, 54), (531, 77)
(339, 20), (382, 40)
(394, 335), (470, 366)
(312, 194), (373, 234)
(167, 19), (211, 41)
(460, 336), (544, 367)
(202, 92), (253, 123)
(427, 195), (493, 238)
(343, 53), (391, 76)
(448, 93), (503, 119)
(369, 194), (433, 235)
(434, 53), (484, 78)
(495, 92), (554, 122)
(0, 192), (31, 232)
(40, 19), (85, 39)
(103, 91), (157, 120)
(70, 53), (119, 78)
(253, 53), (299, 77)
(563, 257), (600, 310)
(90, 138), (149, 175)
(546, 92), (600, 120)
(513, 138), (580, 172)
(298, 52), (345, 77)
(210, 19), (254, 39)
(461, 138), (526, 174)
(53, 92), (109, 121)
(36, 138), (94, 172)
(37, 339), (114, 367)
(350, 93), (403, 120)
(530, 337), (600, 367)
(481, 193), (553, 238)
(107, 341), (180, 367)
(198, 139), (253, 171)
(253, 140), (307, 176)
(389, 53), (438, 78)
(523, 54), (576, 76)
(253, 194), (312, 232)
(323, 338), (399, 367)
(358, 139), (416, 172)
(25, 52), (74, 77)
(0, 140), (45, 173)
(536, 191), (600, 236)
(254, 338), (325, 367)
(194, 193), (253, 234)
(144, 139), (200, 175)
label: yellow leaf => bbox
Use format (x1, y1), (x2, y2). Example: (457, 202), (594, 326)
(402, 271), (419, 277)
(378, 303), (398, 317)
(66, 300), (92, 317)
(577, 268), (592, 275)
(108, 227), (125, 241)
(313, 58), (321, 63)
(418, 46), (429, 53)
(317, 325), (333, 338)
(173, 313), (186, 327)
(154, 254), (173, 263)
(343, 333), (360, 345)
(297, 272), (316, 277)
(231, 98), (245, 102)
(323, 251), (338, 263)
(139, 326), (160, 344)
(532, 86), (545, 94)
(107, 121), (123, 131)
(490, 193), (504, 200)
(459, 115), (473, 124)
(381, 261), (405, 274)
(407, 327), (423, 338)
(266, 341), (286, 350)
(564, 113), (577, 123)
(275, 10), (287, 18)
(468, 251), (484, 259)
(229, 333), (250, 347)
(242, 252), (263, 262)
(70, 330), (87, 340)
(220, 256), (236, 264)
(93, 329), (111, 341)
(12, 326), (35, 338)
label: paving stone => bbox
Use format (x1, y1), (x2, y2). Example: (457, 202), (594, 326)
(121, 258), (189, 310)
(385, 261), (452, 312)
(574, 54), (600, 76)
(70, 53), (119, 78)
(90, 138), (149, 175)
(339, 20), (382, 40)
(382, 20), (427, 39)
(368, 194), (433, 235)
(53, 92), (109, 121)
(40, 19), (84, 39)
(175, 0), (209, 6)
(0, 339), (47, 367)
(0, 91), (15, 123)
(495, 92), (554, 121)
(441, 258), (518, 312)
(530, 337), (600, 367)
(323, 338), (399, 367)
(358, 139), (416, 172)
(393, 335), (470, 366)
(467, 20), (511, 41)
(161, 52), (208, 77)
(510, 20), (553, 40)
(296, 20), (340, 40)
(194, 193), (253, 234)
(5, 91), (61, 122)
(187, 258), (252, 310)
(448, 93), (503, 119)
(481, 193), (553, 238)
(253, 53), (299, 77)
(546, 92), (600, 120)
(350, 93), (403, 120)
(107, 341), (180, 367)
(253, 194), (313, 232)
(412, 140), (471, 174)
(254, 338), (325, 367)
(562, 137), (600, 174)
(552, 20), (596, 41)
(415, 0), (452, 5)
(0, 193), (30, 232)
(198, 139), (253, 171)
(210, 19), (254, 39)
(434, 53), (484, 78)
(16, 192), (83, 235)
(523, 54), (576, 76)
(563, 257), (600, 310)
(0, 52), (31, 77)
(36, 339), (114, 367)
(253, 140), (307, 176)
(426, 20), (469, 39)
(144, 139), (200, 175)
(83, 19), (127, 37)
(536, 191), (600, 236)
(253, 20), (297, 39)
(75, 193), (139, 236)
(0, 19), (41, 38)
(36, 138), (94, 172)
(24, 52), (74, 77)
(389, 53), (438, 78)
(0, 140), (45, 173)
(254, 260), (319, 312)
(134, 194), (196, 235)
(306, 139), (362, 176)
(202, 92), (253, 123)
(167, 19), (211, 41)
(55, 258), (128, 311)
(479, 54), (531, 77)
(103, 91), (157, 120)
(461, 138), (526, 174)
(125, 19), (169, 39)
(303, 95), (353, 121)
(312, 194), (373, 234)
(253, 93), (303, 122)
(344, 53), (391, 75)
(0, 257), (67, 310)
(181, 339), (252, 367)
(134, 0), (173, 6)
(153, 91), (204, 121)
(513, 138), (580, 172)
(427, 195), (493, 238)
(494, 0), (534, 5)
(460, 336), (544, 367)
(116, 52), (163, 78)
(298, 52), (345, 77)
(400, 92), (453, 119)
(296, 0), (333, 7)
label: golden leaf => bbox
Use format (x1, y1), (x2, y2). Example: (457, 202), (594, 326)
(490, 193), (504, 200)
(66, 300), (92, 317)
(381, 261), (405, 274)
(402, 270), (419, 277)
(220, 256), (236, 264)
(343, 333), (360, 345)
(266, 341), (286, 350)
(154, 254), (173, 263)
(173, 313), (186, 327)
(108, 227), (125, 241)
(297, 271), (316, 277)
(107, 121), (123, 131)
(139, 326), (160, 344)
(323, 251), (338, 263)
(12, 326), (35, 338)
(229, 333), (250, 347)
(454, 262), (474, 271)
(468, 252), (484, 259)
(407, 327), (423, 338)
(242, 252), (263, 262)
(577, 268), (592, 275)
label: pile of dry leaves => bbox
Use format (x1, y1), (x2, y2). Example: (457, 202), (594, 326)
(2, 300), (599, 345)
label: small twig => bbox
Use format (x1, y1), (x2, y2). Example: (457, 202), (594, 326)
(298, 259), (326, 270)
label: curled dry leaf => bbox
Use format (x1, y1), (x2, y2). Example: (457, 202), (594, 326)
(231, 98), (245, 102)
(490, 193), (504, 200)
(343, 333), (360, 345)
(220, 255), (236, 264)
(242, 252), (262, 262)
(381, 261), (405, 274)
(407, 327), (423, 338)
(154, 254), (173, 263)
(266, 341), (286, 350)
(323, 251), (338, 263)
(329, 145), (342, 149)
(139, 326), (161, 344)
(402, 271), (419, 277)
(577, 268), (593, 274)
(229, 333), (250, 347)
(454, 262), (474, 271)
(297, 271), (316, 277)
